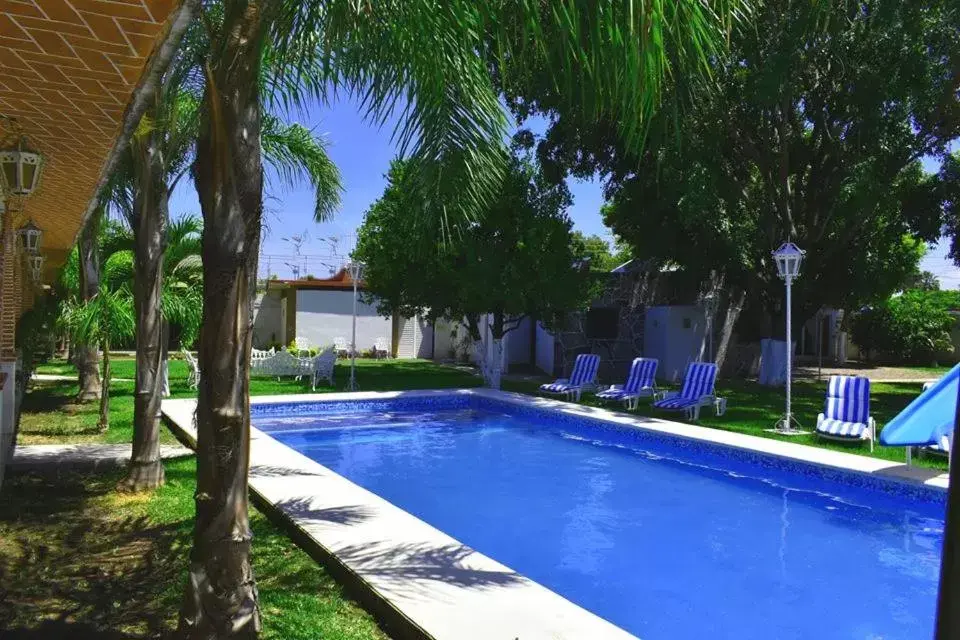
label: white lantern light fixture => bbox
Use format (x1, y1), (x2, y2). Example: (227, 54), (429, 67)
(772, 242), (804, 280)
(16, 219), (41, 254)
(0, 135), (44, 197)
(701, 292), (718, 363)
(27, 254), (44, 281)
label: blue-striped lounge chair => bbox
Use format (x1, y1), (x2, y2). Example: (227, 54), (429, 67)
(596, 357), (658, 410)
(816, 375), (875, 451)
(652, 362), (718, 421)
(540, 353), (601, 401)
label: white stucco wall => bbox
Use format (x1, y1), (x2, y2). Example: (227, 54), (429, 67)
(535, 321), (555, 376)
(433, 318), (457, 360)
(252, 290), (284, 348)
(505, 317), (532, 366)
(643, 305), (706, 382)
(296, 289), (392, 352)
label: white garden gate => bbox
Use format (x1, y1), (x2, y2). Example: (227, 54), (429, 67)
(397, 315), (433, 359)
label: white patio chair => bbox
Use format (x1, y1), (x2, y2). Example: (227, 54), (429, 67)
(182, 349), (200, 390)
(815, 375), (875, 451)
(595, 357), (658, 410)
(652, 362), (719, 421)
(312, 348), (337, 389)
(539, 353), (601, 401)
(293, 336), (312, 357)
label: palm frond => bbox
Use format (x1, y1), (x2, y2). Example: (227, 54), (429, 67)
(103, 250), (135, 292)
(261, 115), (343, 221)
(268, 0), (750, 225)
(166, 215), (203, 272)
(66, 284), (135, 346)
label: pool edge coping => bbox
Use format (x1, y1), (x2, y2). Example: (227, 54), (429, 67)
(161, 391), (640, 640)
(161, 387), (947, 640)
(241, 388), (949, 492)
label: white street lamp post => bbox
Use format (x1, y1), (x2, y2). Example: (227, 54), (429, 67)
(346, 261), (365, 391)
(772, 242), (805, 435)
(702, 292), (717, 362)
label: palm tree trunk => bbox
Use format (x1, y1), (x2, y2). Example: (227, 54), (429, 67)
(178, 2), (267, 635)
(76, 213), (102, 403)
(97, 337), (110, 432)
(121, 108), (168, 492)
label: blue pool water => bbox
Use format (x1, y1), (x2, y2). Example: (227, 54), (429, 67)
(256, 398), (944, 640)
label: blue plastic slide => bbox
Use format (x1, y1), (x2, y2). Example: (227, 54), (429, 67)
(879, 363), (959, 447)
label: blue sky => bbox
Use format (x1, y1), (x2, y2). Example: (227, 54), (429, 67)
(169, 96), (958, 287)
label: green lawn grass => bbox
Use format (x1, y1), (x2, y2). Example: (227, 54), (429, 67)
(901, 365), (954, 377)
(503, 376), (947, 470)
(0, 457), (388, 639)
(21, 358), (481, 445)
(25, 357), (942, 468)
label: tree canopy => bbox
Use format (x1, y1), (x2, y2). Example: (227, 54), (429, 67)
(354, 149), (591, 341)
(570, 230), (633, 272)
(513, 0), (960, 335)
(850, 289), (960, 364)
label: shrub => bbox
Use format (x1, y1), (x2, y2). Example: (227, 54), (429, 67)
(851, 289), (960, 363)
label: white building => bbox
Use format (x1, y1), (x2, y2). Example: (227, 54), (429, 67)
(253, 269), (433, 358)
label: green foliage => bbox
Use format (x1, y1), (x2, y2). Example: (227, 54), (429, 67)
(525, 0), (959, 329)
(262, 0), (747, 228)
(63, 285), (135, 349)
(261, 115), (343, 222)
(15, 295), (61, 365)
(569, 231), (633, 272)
(851, 290), (960, 363)
(355, 150), (590, 336)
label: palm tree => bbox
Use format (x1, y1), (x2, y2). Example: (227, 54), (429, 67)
(73, 211), (102, 403)
(178, 1), (745, 635)
(108, 49), (340, 491)
(62, 282), (135, 432)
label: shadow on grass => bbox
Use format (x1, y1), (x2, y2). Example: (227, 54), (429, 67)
(1, 621), (147, 639)
(0, 470), (188, 638)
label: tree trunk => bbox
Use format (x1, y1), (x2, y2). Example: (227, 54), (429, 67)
(162, 321), (171, 397)
(715, 289), (746, 372)
(486, 311), (506, 390)
(120, 107), (168, 493)
(488, 337), (504, 389)
(178, 2), (266, 635)
(76, 214), (102, 403)
(97, 338), (110, 432)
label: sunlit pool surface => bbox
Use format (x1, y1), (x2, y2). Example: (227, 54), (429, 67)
(255, 397), (944, 640)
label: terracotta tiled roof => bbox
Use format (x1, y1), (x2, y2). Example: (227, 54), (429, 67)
(268, 268), (367, 290)
(0, 0), (181, 278)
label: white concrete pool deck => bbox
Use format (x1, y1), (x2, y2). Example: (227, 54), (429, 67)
(162, 388), (948, 640)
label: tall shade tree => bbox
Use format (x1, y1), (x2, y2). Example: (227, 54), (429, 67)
(74, 210), (103, 403)
(522, 0), (958, 345)
(114, 85), (197, 491)
(179, 1), (747, 635)
(106, 43), (342, 492)
(356, 151), (588, 388)
(60, 219), (138, 432)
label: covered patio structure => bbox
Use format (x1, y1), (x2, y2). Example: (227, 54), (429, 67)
(0, 0), (194, 487)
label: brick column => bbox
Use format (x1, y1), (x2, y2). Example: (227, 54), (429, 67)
(0, 203), (15, 359)
(0, 201), (16, 486)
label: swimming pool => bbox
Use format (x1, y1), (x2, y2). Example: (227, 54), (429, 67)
(253, 393), (945, 640)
